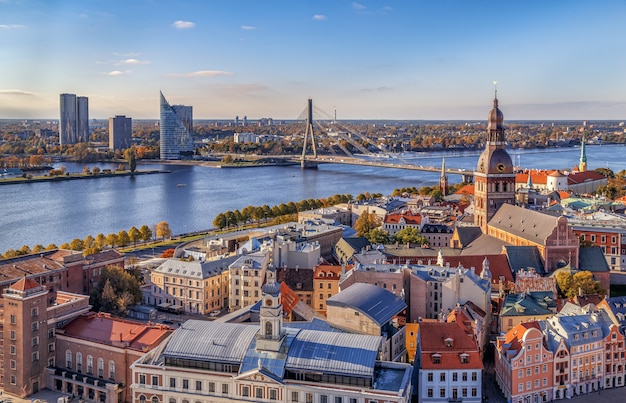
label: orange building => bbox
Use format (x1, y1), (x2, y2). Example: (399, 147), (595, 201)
(312, 264), (344, 316)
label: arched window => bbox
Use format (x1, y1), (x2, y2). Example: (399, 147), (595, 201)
(76, 352), (83, 372)
(139, 396), (146, 403)
(151, 397), (159, 403)
(98, 358), (104, 377)
(87, 355), (93, 374)
(109, 360), (115, 379)
(66, 350), (72, 369)
(265, 322), (272, 337)
(169, 398), (176, 403)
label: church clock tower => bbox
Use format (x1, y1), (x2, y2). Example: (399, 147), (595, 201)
(256, 266), (285, 352)
(474, 88), (516, 233)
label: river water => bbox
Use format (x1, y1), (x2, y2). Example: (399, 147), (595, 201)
(1, 144), (624, 253)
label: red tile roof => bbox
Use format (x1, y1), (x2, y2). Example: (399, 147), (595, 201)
(61, 312), (173, 352)
(384, 213), (422, 225)
(9, 276), (41, 291)
(455, 184), (475, 196)
(440, 254), (514, 289)
(567, 170), (607, 185)
(419, 322), (483, 370)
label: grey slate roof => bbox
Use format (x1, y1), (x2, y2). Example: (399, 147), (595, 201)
(163, 320), (259, 363)
(504, 245), (545, 276)
(153, 256), (238, 279)
(454, 226), (483, 247)
(285, 329), (382, 377)
(459, 233), (508, 256)
(326, 283), (407, 326)
(579, 247), (610, 273)
(603, 296), (626, 334)
(489, 204), (560, 244)
(500, 292), (555, 317)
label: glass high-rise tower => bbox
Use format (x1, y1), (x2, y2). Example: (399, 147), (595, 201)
(59, 93), (89, 146)
(160, 92), (193, 160)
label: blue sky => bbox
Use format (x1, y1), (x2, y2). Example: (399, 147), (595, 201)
(1, 0), (625, 120)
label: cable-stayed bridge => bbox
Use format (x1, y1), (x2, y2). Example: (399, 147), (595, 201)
(291, 98), (475, 182)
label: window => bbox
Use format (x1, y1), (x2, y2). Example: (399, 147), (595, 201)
(109, 361), (115, 379)
(440, 388), (446, 398)
(222, 384), (228, 394)
(255, 387), (264, 399)
(10, 359), (16, 369)
(453, 372), (458, 381)
(139, 375), (146, 385)
(32, 336), (39, 346)
(440, 373), (446, 382)
(66, 350), (72, 369)
(152, 398), (159, 403)
(87, 355), (93, 374)
(242, 386), (250, 397)
(472, 388), (477, 397)
(462, 372), (468, 381)
(182, 379), (189, 390)
(462, 388), (468, 397)
(32, 321), (39, 331)
(196, 381), (202, 391)
(32, 351), (39, 361)
(432, 354), (441, 364)
(333, 397), (341, 403)
(427, 389), (433, 398)
(10, 314), (16, 324)
(139, 396), (146, 403)
(427, 372), (433, 382)
(472, 372), (477, 381)
(270, 389), (278, 400)
(98, 357), (104, 377)
(48, 328), (55, 338)
(291, 391), (299, 402)
(208, 382), (215, 393)
(9, 330), (16, 340)
(170, 378), (176, 388)
(306, 393), (313, 403)
(320, 395), (328, 403)
(152, 376), (159, 386)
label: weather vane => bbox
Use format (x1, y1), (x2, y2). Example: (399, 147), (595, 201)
(493, 80), (498, 97)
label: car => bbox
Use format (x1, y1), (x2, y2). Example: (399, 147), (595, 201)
(209, 310), (221, 317)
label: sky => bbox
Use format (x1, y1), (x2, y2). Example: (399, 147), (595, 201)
(1, 0), (626, 121)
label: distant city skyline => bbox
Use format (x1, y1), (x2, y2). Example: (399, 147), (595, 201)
(1, 0), (625, 121)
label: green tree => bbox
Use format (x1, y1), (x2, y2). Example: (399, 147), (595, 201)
(156, 221), (172, 240)
(139, 225), (153, 242)
(366, 228), (391, 244)
(393, 227), (428, 245)
(128, 226), (140, 246)
(90, 266), (142, 316)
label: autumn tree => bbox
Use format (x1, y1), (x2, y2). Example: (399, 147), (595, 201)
(555, 270), (606, 299)
(106, 233), (118, 248)
(156, 221), (172, 240)
(139, 225), (153, 242)
(213, 213), (227, 230)
(354, 210), (381, 236)
(117, 230), (130, 247)
(90, 266), (142, 316)
(124, 146), (137, 172)
(128, 226), (140, 246)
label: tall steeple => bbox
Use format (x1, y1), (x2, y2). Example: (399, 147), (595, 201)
(474, 84), (516, 233)
(256, 266), (285, 352)
(439, 157), (448, 196)
(579, 135), (587, 172)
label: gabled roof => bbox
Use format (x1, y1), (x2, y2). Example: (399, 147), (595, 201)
(489, 204), (561, 245)
(277, 267), (313, 291)
(327, 283), (407, 326)
(419, 322), (482, 370)
(567, 170), (607, 185)
(440, 254), (513, 286)
(579, 247), (610, 273)
(459, 234), (508, 256)
(384, 213), (422, 225)
(454, 226), (482, 247)
(498, 322), (542, 362)
(339, 236), (371, 253)
(504, 245), (545, 277)
(9, 276), (41, 291)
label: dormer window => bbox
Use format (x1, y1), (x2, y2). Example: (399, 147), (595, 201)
(460, 353), (469, 364)
(432, 354), (441, 364)
(445, 338), (454, 347)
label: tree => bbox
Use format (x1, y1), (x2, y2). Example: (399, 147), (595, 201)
(32, 244), (45, 254)
(366, 228), (391, 244)
(555, 270), (606, 299)
(90, 266), (142, 316)
(45, 243), (58, 250)
(106, 233), (118, 248)
(156, 221), (172, 240)
(355, 210), (381, 236)
(128, 226), (140, 246)
(213, 213), (227, 230)
(139, 225), (153, 242)
(92, 166), (101, 174)
(161, 248), (175, 258)
(393, 227), (428, 246)
(95, 233), (107, 249)
(117, 230), (130, 247)
(83, 235), (95, 250)
(124, 146), (137, 172)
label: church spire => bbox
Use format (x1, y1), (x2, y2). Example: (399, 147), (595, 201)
(439, 157), (448, 196)
(579, 134), (587, 172)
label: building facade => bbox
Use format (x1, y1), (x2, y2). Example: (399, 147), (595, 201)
(59, 93), (89, 146)
(109, 115), (133, 151)
(159, 92), (193, 160)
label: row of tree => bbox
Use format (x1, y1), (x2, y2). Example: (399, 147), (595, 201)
(212, 194), (354, 230)
(1, 221), (173, 259)
(354, 210), (428, 245)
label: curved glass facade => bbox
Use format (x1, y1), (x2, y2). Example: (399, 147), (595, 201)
(160, 92), (193, 160)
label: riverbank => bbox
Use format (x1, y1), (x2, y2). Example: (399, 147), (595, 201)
(0, 169), (169, 185)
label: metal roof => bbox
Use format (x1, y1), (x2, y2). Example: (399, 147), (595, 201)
(163, 320), (258, 363)
(326, 283), (407, 326)
(285, 329), (381, 377)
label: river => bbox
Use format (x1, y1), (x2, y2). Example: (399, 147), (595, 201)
(1, 144), (624, 253)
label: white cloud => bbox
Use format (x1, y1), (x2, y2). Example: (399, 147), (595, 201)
(169, 70), (233, 78)
(241, 25), (256, 30)
(113, 52), (140, 57)
(312, 14), (327, 21)
(172, 20), (195, 29)
(0, 89), (36, 96)
(352, 2), (366, 10)
(0, 24), (26, 30)
(106, 70), (128, 76)
(119, 58), (150, 65)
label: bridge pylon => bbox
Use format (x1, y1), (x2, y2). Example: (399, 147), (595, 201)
(300, 98), (318, 169)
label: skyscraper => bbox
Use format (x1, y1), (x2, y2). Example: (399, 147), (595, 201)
(59, 93), (89, 146)
(109, 115), (132, 150)
(159, 92), (193, 160)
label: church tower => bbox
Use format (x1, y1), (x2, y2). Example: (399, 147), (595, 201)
(474, 87), (516, 233)
(439, 157), (448, 196)
(579, 135), (587, 172)
(256, 266), (285, 352)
